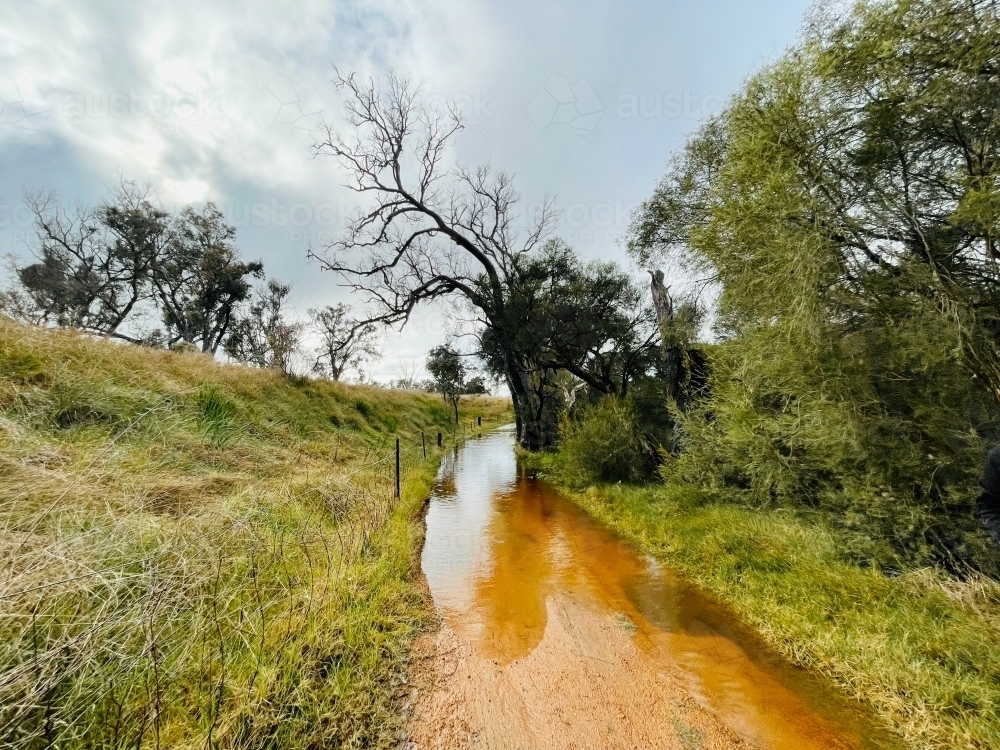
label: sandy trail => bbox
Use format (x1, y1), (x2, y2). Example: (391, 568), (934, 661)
(403, 429), (894, 750)
(405, 594), (751, 750)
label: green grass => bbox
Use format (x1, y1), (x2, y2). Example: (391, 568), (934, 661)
(0, 317), (510, 749)
(523, 452), (1000, 750)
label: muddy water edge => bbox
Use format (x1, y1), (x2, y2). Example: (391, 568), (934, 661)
(408, 425), (901, 750)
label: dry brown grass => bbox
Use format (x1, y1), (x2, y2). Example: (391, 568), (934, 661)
(0, 317), (511, 749)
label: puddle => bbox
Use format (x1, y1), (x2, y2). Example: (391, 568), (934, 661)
(418, 426), (899, 750)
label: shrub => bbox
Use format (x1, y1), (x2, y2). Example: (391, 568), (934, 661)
(559, 396), (651, 485)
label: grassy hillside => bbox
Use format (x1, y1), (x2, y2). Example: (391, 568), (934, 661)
(523, 452), (1000, 750)
(0, 317), (510, 749)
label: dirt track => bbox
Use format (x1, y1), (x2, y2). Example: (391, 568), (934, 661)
(402, 429), (891, 750)
(403, 593), (752, 750)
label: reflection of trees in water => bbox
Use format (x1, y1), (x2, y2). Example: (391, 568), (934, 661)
(473, 483), (555, 663)
(436, 437), (895, 749)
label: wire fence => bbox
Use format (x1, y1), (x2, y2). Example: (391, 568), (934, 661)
(0, 410), (492, 749)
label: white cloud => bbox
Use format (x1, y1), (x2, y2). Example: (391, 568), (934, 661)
(0, 0), (810, 380)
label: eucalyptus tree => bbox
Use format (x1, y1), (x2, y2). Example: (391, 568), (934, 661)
(308, 303), (381, 381)
(17, 182), (170, 340)
(426, 345), (466, 423)
(310, 72), (659, 448)
(224, 279), (302, 374)
(15, 185), (264, 356)
(476, 238), (660, 399)
(154, 204), (263, 353)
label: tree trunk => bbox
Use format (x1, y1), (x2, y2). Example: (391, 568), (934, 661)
(650, 269), (684, 404)
(504, 358), (548, 451)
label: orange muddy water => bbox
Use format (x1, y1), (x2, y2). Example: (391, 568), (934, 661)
(407, 426), (899, 750)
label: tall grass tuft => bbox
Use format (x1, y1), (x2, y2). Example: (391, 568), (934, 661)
(197, 384), (237, 444)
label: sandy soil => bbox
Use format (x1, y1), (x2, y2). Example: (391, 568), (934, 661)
(401, 591), (752, 750)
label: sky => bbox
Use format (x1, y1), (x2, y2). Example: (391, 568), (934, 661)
(0, 0), (812, 382)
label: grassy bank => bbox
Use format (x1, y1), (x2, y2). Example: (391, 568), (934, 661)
(523, 452), (1000, 750)
(0, 317), (510, 749)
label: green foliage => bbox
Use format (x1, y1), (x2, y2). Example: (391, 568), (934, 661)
(223, 278), (302, 373)
(463, 375), (489, 394)
(197, 384), (237, 444)
(156, 203), (264, 353)
(309, 303), (381, 381)
(629, 0), (1000, 571)
(476, 238), (661, 449)
(628, 375), (677, 452)
(11, 184), (267, 355)
(559, 396), (651, 484)
(426, 345), (465, 423)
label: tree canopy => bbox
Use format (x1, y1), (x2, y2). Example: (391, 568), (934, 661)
(308, 303), (381, 381)
(628, 0), (1000, 570)
(311, 74), (662, 448)
(426, 345), (467, 423)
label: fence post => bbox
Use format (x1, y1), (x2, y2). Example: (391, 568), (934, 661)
(421, 431), (426, 458)
(437, 432), (442, 447)
(395, 438), (401, 498)
(477, 416), (481, 426)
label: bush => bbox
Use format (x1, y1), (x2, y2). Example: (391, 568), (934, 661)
(559, 396), (651, 485)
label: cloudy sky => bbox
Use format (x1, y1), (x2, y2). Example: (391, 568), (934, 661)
(0, 0), (811, 381)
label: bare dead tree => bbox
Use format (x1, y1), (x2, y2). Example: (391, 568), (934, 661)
(309, 71), (561, 448)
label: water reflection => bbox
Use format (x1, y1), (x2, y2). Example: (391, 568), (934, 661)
(421, 426), (898, 750)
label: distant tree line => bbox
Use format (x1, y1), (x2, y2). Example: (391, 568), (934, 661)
(1, 181), (382, 380)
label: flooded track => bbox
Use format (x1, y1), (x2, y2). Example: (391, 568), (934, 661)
(407, 426), (898, 750)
